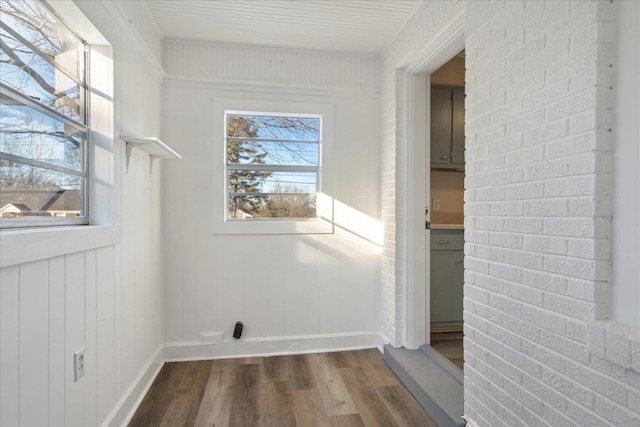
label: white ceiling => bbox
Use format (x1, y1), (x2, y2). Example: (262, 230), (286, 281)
(144, 0), (424, 55)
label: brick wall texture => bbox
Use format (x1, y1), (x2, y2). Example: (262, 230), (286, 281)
(380, 1), (640, 425)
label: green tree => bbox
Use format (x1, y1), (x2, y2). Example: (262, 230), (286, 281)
(227, 116), (271, 218)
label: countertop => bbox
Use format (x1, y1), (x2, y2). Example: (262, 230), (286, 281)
(430, 212), (464, 230)
(431, 223), (464, 230)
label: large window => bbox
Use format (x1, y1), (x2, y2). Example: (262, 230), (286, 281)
(225, 112), (321, 220)
(0, 0), (88, 228)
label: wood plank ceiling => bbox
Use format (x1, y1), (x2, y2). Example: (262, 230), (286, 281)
(144, 0), (424, 55)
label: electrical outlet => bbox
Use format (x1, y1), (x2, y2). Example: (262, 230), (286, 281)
(433, 199), (441, 211)
(74, 348), (85, 382)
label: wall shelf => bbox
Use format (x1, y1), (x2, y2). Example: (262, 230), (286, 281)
(120, 136), (182, 171)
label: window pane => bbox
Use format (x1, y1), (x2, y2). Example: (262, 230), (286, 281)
(228, 170), (317, 194)
(227, 114), (319, 141)
(0, 0), (85, 80)
(0, 94), (84, 172)
(228, 194), (317, 219)
(1, 27), (83, 121)
(0, 162), (84, 217)
(227, 140), (318, 166)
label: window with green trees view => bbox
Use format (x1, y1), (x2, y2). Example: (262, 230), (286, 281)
(0, 0), (88, 228)
(225, 112), (321, 220)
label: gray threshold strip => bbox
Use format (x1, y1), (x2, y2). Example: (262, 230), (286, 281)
(384, 344), (465, 427)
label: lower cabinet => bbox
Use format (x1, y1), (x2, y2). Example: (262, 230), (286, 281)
(430, 229), (464, 329)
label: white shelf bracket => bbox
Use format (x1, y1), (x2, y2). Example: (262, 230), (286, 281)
(121, 136), (182, 173)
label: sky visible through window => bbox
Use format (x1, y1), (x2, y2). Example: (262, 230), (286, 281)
(226, 112), (320, 219)
(0, 0), (87, 223)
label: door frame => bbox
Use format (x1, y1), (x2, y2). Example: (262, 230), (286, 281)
(401, 10), (465, 349)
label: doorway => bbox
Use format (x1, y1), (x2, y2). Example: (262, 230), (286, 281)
(428, 53), (465, 370)
(401, 15), (465, 354)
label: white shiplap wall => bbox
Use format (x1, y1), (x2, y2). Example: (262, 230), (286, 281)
(163, 40), (380, 91)
(0, 1), (165, 425)
(161, 40), (382, 358)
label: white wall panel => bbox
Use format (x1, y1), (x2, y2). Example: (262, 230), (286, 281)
(162, 79), (380, 354)
(64, 252), (85, 427)
(85, 250), (98, 426)
(0, 0), (165, 425)
(0, 265), (20, 426)
(96, 246), (116, 423)
(19, 260), (49, 426)
(48, 256), (66, 426)
(163, 41), (380, 91)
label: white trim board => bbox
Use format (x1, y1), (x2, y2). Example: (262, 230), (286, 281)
(401, 12), (465, 349)
(164, 332), (380, 361)
(103, 345), (164, 427)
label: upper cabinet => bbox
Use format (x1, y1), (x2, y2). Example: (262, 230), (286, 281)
(430, 86), (465, 169)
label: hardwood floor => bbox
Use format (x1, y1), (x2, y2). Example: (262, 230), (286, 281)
(129, 349), (437, 427)
(430, 332), (464, 371)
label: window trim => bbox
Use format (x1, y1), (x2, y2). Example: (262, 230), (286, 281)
(212, 98), (334, 235)
(0, 0), (90, 228)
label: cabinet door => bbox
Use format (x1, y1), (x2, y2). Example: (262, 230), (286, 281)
(430, 87), (452, 165)
(451, 88), (465, 166)
(430, 251), (464, 323)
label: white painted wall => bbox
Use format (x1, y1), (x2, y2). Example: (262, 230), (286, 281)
(611, 0), (640, 328)
(161, 42), (381, 358)
(381, 0), (640, 425)
(0, 1), (165, 425)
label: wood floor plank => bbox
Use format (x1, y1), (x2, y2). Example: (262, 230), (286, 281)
(194, 359), (238, 427)
(129, 363), (184, 426)
(286, 354), (314, 390)
(229, 363), (262, 426)
(329, 350), (359, 368)
(338, 367), (399, 427)
(376, 384), (438, 427)
(160, 360), (213, 426)
(262, 381), (296, 427)
(292, 389), (330, 426)
(352, 348), (402, 387)
(130, 350), (435, 427)
(431, 332), (464, 371)
(307, 352), (358, 416)
(263, 355), (288, 383)
(328, 413), (366, 426)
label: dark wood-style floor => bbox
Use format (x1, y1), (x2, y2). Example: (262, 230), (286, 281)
(129, 348), (437, 427)
(430, 332), (464, 371)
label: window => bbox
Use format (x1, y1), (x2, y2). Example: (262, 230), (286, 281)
(0, 0), (88, 228)
(225, 112), (321, 220)
(212, 98), (333, 234)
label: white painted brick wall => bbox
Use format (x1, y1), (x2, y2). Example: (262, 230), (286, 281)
(381, 0), (640, 425)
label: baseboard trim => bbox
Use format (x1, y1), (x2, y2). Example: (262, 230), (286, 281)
(103, 345), (164, 427)
(164, 331), (380, 361)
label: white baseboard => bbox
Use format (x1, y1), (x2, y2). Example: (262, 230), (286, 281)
(164, 331), (380, 361)
(103, 345), (164, 427)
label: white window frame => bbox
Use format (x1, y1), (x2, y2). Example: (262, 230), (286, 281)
(0, 0), (89, 229)
(0, 1), (117, 267)
(212, 98), (334, 235)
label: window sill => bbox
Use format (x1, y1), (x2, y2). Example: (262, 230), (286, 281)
(0, 224), (119, 268)
(212, 217), (334, 235)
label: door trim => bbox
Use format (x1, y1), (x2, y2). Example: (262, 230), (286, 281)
(401, 9), (465, 349)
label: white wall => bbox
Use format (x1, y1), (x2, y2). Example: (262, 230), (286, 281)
(0, 1), (165, 425)
(611, 0), (640, 328)
(161, 42), (381, 358)
(381, 0), (640, 425)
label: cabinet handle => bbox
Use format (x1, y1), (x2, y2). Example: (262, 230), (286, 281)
(436, 240), (451, 245)
(456, 258), (463, 263)
(440, 154), (448, 160)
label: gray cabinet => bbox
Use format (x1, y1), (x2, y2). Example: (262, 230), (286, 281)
(430, 86), (465, 168)
(430, 229), (464, 328)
